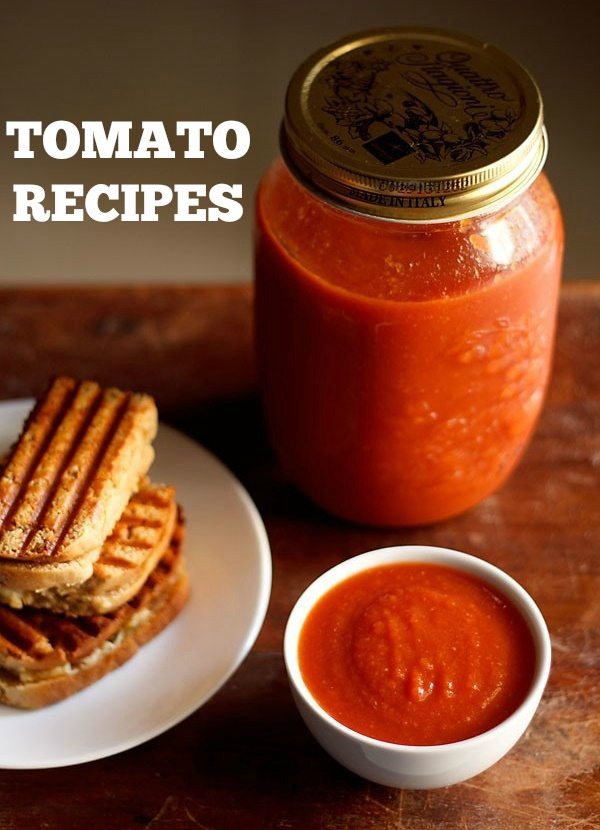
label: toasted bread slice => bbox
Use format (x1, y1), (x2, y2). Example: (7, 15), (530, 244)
(0, 519), (188, 709)
(0, 377), (157, 563)
(0, 547), (101, 592)
(89, 485), (176, 593)
(0, 486), (177, 615)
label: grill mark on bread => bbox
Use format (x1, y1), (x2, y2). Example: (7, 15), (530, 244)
(54, 393), (156, 560)
(33, 612), (119, 660)
(98, 554), (137, 571)
(129, 519), (182, 607)
(92, 486), (175, 576)
(16, 382), (106, 556)
(0, 378), (157, 562)
(0, 377), (119, 557)
(107, 538), (159, 553)
(129, 520), (163, 531)
(0, 378), (78, 527)
(33, 391), (132, 559)
(0, 606), (54, 657)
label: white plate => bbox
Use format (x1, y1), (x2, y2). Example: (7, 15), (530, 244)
(0, 398), (271, 769)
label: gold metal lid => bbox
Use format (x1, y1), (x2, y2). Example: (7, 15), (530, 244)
(281, 27), (547, 222)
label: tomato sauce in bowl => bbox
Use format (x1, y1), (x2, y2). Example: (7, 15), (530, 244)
(298, 562), (536, 746)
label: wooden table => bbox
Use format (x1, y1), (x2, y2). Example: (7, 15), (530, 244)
(0, 282), (598, 830)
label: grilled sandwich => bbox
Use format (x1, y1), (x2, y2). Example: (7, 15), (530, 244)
(0, 518), (188, 709)
(0, 377), (158, 563)
(0, 485), (177, 615)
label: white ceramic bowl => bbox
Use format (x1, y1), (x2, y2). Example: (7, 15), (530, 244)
(284, 545), (551, 789)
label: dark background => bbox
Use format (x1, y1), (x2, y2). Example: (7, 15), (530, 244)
(0, 0), (596, 284)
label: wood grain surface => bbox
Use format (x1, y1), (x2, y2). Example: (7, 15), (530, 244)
(0, 282), (598, 830)
(0, 284), (255, 409)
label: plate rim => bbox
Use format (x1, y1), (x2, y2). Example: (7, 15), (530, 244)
(0, 398), (272, 769)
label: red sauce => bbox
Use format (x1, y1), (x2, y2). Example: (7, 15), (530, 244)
(255, 161), (564, 525)
(298, 563), (536, 745)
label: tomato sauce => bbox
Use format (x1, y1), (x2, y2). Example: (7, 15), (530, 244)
(298, 562), (536, 746)
(255, 160), (563, 525)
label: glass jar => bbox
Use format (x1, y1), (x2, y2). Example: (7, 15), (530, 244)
(255, 28), (564, 526)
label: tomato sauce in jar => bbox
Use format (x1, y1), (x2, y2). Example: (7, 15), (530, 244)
(298, 562), (536, 745)
(255, 28), (564, 525)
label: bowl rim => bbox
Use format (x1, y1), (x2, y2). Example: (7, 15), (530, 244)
(284, 544), (552, 755)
